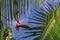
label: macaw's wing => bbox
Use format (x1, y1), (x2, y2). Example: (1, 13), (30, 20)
(19, 25), (31, 30)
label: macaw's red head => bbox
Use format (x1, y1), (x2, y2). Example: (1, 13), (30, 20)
(15, 16), (21, 31)
(15, 23), (20, 31)
(15, 17), (31, 30)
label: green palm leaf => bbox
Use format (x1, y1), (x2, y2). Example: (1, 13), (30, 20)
(22, 1), (60, 40)
(0, 26), (11, 40)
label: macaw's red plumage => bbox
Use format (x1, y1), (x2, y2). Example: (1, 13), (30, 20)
(15, 17), (31, 31)
(15, 23), (20, 31)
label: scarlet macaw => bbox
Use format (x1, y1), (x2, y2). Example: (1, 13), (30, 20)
(15, 17), (31, 31)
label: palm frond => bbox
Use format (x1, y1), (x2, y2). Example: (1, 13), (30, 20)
(0, 26), (11, 40)
(29, 26), (45, 30)
(22, 1), (60, 40)
(21, 33), (40, 38)
(10, 0), (13, 20)
(24, 31), (43, 33)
